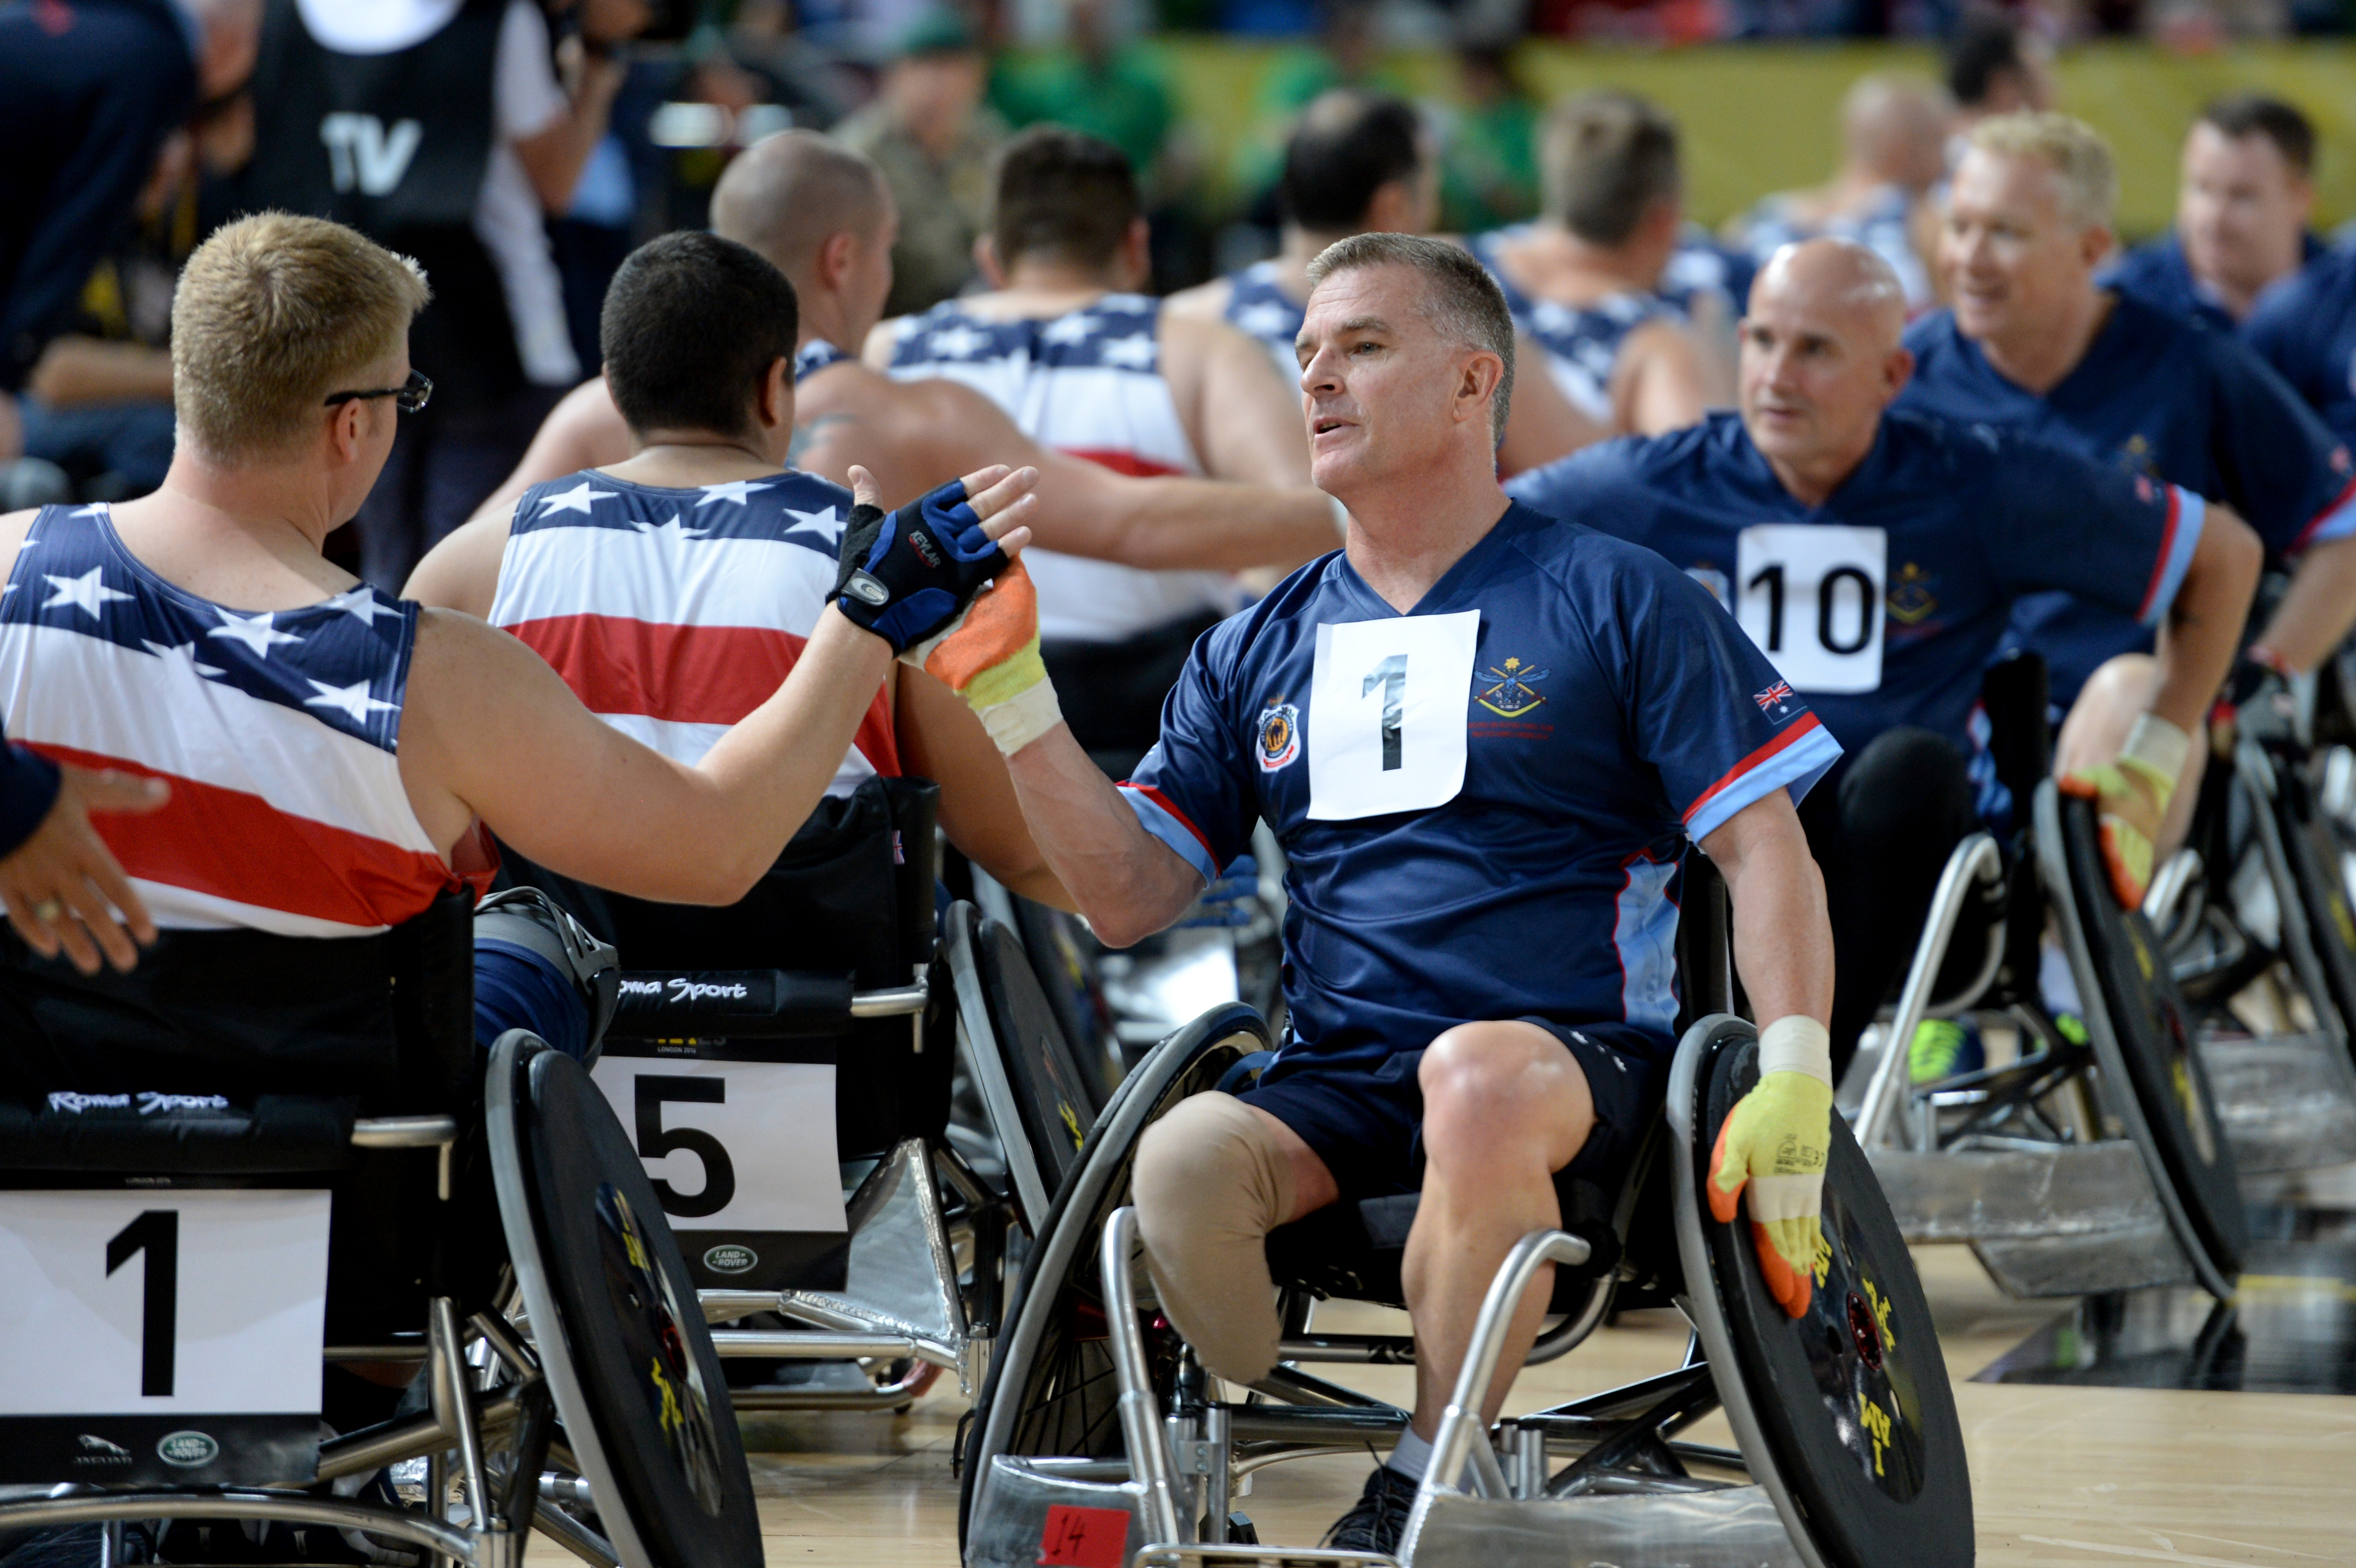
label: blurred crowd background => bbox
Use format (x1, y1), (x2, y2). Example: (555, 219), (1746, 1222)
(0, 0), (2350, 564)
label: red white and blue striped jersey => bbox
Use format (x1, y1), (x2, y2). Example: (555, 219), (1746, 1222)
(0, 504), (466, 937)
(1123, 502), (1839, 1067)
(882, 292), (1240, 644)
(488, 469), (897, 798)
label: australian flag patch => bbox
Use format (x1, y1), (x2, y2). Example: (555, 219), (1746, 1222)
(1752, 680), (1799, 724)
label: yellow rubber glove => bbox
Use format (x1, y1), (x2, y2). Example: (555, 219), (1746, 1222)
(2060, 713), (2187, 911)
(908, 561), (1064, 756)
(1707, 1016), (1834, 1319)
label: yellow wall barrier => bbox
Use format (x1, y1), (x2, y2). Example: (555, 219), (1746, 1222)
(1117, 38), (2356, 236)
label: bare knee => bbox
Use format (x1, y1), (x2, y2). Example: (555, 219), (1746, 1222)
(1419, 1023), (1590, 1172)
(2055, 655), (2160, 776)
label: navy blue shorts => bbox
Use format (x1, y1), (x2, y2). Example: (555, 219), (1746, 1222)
(1237, 1018), (1670, 1203)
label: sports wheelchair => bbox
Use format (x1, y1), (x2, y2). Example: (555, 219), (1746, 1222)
(505, 777), (1122, 1415)
(1852, 655), (2250, 1301)
(0, 892), (759, 1568)
(961, 859), (1973, 1568)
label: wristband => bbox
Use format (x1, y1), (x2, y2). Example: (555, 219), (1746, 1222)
(2119, 712), (2192, 793)
(1757, 1014), (1832, 1087)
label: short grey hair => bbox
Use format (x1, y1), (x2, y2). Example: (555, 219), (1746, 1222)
(1967, 111), (2118, 232)
(1305, 232), (1516, 444)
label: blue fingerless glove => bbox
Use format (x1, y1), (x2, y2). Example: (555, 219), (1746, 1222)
(831, 478), (1011, 653)
(1176, 856), (1260, 929)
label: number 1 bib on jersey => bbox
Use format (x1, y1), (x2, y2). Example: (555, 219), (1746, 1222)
(1307, 611), (1479, 821)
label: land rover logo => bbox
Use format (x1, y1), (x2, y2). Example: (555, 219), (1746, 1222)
(157, 1431), (219, 1467)
(704, 1243), (757, 1273)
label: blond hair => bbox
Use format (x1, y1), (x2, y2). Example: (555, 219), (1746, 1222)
(1966, 111), (2118, 232)
(171, 213), (430, 462)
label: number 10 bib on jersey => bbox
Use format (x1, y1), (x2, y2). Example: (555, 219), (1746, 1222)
(1735, 523), (1887, 695)
(1307, 611), (1479, 821)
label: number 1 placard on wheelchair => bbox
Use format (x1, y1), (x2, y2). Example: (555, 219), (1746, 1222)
(1307, 611), (1479, 821)
(0, 1185), (330, 1484)
(1735, 524), (1887, 694)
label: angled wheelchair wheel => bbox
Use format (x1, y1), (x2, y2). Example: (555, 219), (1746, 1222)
(1669, 1016), (1973, 1568)
(947, 902), (1107, 1229)
(2254, 745), (2356, 1051)
(486, 1032), (763, 1568)
(2038, 782), (2247, 1294)
(956, 1002), (1269, 1548)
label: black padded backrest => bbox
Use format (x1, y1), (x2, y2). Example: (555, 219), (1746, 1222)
(1676, 849), (1734, 1029)
(500, 774), (950, 1158)
(1981, 649), (2052, 810)
(0, 888), (475, 1117)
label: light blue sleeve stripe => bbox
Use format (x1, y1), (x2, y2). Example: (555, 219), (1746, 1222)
(1119, 786), (1221, 884)
(1686, 726), (1844, 843)
(2305, 482), (2356, 546)
(2141, 490), (2206, 626)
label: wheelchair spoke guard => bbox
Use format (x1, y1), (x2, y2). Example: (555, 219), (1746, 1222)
(1669, 1017), (1973, 1568)
(487, 1032), (763, 1568)
(2037, 782), (2246, 1295)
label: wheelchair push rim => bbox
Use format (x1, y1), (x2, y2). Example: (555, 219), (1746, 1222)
(1670, 1016), (1974, 1568)
(2037, 782), (2247, 1294)
(956, 1002), (1269, 1550)
(487, 1032), (764, 1568)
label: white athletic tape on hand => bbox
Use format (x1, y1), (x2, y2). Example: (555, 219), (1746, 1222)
(982, 678), (1064, 757)
(1757, 1015), (1832, 1087)
(2122, 712), (2192, 786)
(1744, 1172), (1823, 1222)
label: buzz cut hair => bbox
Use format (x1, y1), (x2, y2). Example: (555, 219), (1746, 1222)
(1305, 232), (1515, 445)
(2198, 92), (2316, 179)
(1967, 111), (2119, 232)
(1540, 91), (1680, 247)
(170, 212), (429, 463)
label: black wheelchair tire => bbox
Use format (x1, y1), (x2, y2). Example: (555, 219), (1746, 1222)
(1671, 1017), (1973, 1568)
(955, 1002), (1269, 1551)
(487, 1033), (764, 1568)
(974, 910), (1106, 1194)
(2262, 751), (2356, 1056)
(2041, 784), (2247, 1291)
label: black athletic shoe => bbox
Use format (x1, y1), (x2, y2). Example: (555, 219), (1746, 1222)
(1320, 1463), (1419, 1554)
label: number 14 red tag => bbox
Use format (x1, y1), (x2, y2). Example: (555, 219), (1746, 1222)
(1037, 1503), (1131, 1568)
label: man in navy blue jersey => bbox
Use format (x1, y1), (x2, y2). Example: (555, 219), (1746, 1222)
(908, 233), (1840, 1554)
(1896, 112), (2356, 855)
(2246, 247), (2356, 449)
(1508, 239), (2260, 1079)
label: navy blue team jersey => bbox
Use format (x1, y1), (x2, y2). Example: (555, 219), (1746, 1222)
(1896, 294), (2356, 701)
(1222, 259), (1307, 383)
(1121, 501), (1841, 1075)
(1504, 411), (2204, 758)
(2103, 230), (2323, 335)
(2245, 244), (2356, 448)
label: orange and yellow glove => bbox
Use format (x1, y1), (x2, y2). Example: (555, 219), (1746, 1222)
(2060, 712), (2188, 911)
(904, 561), (1064, 756)
(1707, 1015), (1833, 1319)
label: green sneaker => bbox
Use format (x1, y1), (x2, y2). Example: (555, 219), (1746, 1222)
(1908, 1019), (1984, 1084)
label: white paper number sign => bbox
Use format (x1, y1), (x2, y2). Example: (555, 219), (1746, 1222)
(1734, 524), (1888, 694)
(1307, 611), (1479, 821)
(0, 1189), (329, 1417)
(594, 1058), (848, 1235)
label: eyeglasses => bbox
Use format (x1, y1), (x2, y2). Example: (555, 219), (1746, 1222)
(324, 369), (433, 414)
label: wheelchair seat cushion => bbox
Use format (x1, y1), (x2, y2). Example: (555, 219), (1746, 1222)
(0, 1094), (357, 1176)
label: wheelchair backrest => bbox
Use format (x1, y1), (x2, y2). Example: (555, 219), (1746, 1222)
(501, 775), (950, 1158)
(0, 886), (476, 1116)
(1675, 849), (1734, 1030)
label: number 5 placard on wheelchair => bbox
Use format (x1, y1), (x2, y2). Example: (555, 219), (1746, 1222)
(0, 1184), (330, 1484)
(1735, 523), (1887, 694)
(594, 1042), (849, 1292)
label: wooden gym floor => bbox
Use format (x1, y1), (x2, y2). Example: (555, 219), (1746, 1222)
(534, 1228), (2356, 1567)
